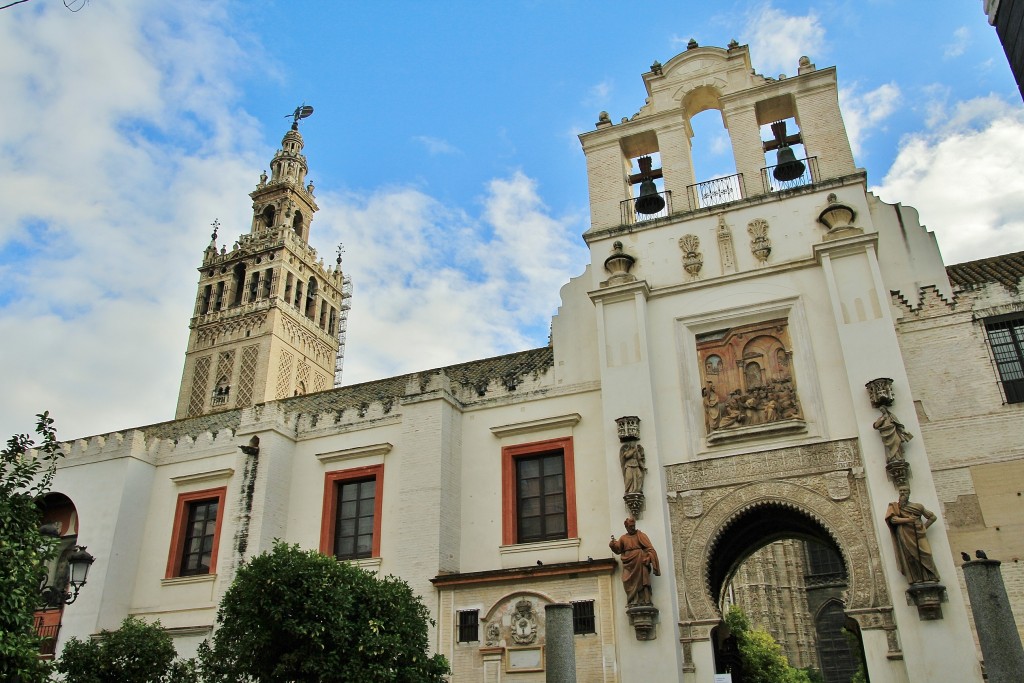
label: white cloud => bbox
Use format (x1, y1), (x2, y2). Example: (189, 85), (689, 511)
(0, 0), (264, 438)
(839, 82), (901, 157)
(413, 135), (460, 155)
(944, 26), (970, 58)
(314, 172), (587, 384)
(872, 97), (1024, 264)
(585, 80), (612, 107)
(0, 0), (591, 443)
(744, 3), (825, 76)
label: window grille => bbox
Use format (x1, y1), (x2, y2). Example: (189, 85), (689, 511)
(572, 600), (596, 634)
(457, 610), (479, 643)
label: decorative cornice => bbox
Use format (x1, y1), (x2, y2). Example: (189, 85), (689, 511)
(431, 558), (616, 587)
(489, 413), (582, 438)
(316, 442), (393, 464)
(170, 467), (235, 485)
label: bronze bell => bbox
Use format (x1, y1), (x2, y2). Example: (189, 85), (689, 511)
(773, 145), (806, 182)
(634, 179), (666, 215)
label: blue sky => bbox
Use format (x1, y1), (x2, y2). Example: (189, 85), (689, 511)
(1, 0), (1022, 439)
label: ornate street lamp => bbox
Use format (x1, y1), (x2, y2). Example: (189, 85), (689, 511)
(39, 524), (95, 607)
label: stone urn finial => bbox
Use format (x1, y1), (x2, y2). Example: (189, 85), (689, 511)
(604, 241), (637, 285)
(818, 193), (861, 239)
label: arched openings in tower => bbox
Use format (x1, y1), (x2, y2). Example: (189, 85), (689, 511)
(231, 262), (247, 307)
(292, 210), (304, 240)
(199, 284), (213, 315)
(34, 493), (80, 657)
(248, 270), (260, 303)
(619, 129), (667, 222)
(709, 503), (861, 680)
(680, 85), (742, 210)
(756, 94), (809, 190)
(260, 205), (276, 230)
(305, 277), (318, 320)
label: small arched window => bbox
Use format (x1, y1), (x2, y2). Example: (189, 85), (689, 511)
(292, 210), (303, 238)
(231, 263), (246, 307)
(261, 205), (276, 230)
(305, 277), (318, 319)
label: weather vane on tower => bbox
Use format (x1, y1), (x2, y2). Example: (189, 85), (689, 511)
(287, 103), (314, 130)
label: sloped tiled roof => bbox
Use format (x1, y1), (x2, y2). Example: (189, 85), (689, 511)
(946, 250), (1024, 293)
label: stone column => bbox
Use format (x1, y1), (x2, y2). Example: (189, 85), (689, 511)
(545, 603), (577, 683)
(962, 559), (1024, 683)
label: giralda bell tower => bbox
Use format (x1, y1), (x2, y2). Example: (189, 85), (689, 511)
(175, 107), (349, 419)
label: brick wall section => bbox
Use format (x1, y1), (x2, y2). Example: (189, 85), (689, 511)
(394, 393), (458, 646)
(794, 83), (856, 180)
(722, 103), (765, 200)
(894, 270), (1024, 649)
(584, 141), (629, 231)
(656, 121), (696, 209)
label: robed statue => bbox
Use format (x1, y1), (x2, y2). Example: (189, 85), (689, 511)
(609, 517), (660, 606)
(885, 486), (939, 584)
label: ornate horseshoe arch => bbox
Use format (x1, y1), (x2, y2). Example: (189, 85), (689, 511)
(665, 441), (893, 629)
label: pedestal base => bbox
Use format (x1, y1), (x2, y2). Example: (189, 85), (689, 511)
(626, 605), (659, 640)
(906, 582), (946, 620)
(623, 492), (645, 519)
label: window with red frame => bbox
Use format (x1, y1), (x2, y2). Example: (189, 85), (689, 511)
(501, 437), (577, 546)
(320, 465), (384, 560)
(166, 487), (226, 579)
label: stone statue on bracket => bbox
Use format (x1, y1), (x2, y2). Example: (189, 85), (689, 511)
(866, 377), (914, 485)
(616, 416), (646, 518)
(885, 486), (939, 584)
(885, 485), (947, 619)
(610, 517), (660, 606)
(610, 517), (661, 640)
(873, 405), (913, 464)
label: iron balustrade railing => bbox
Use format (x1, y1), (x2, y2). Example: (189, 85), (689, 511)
(619, 189), (672, 225)
(35, 621), (60, 656)
(686, 173), (744, 210)
(761, 155), (819, 193)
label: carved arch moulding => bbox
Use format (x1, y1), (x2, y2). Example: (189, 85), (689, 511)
(665, 440), (894, 637)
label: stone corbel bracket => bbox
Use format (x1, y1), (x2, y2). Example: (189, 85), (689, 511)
(906, 582), (946, 621)
(626, 604), (659, 640)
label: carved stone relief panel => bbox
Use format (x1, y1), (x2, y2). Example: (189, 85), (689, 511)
(697, 318), (804, 442)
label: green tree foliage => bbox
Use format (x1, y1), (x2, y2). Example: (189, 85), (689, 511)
(724, 606), (813, 683)
(198, 541), (449, 683)
(56, 616), (197, 683)
(0, 412), (63, 683)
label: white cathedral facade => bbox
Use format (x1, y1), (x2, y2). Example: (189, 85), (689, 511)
(36, 44), (1024, 682)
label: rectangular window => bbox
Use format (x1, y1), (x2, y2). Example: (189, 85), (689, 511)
(501, 437), (577, 546)
(572, 600), (596, 635)
(516, 453), (566, 543)
(457, 610), (480, 643)
(985, 315), (1024, 403)
(320, 465), (384, 560)
(166, 487), (226, 579)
